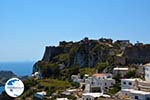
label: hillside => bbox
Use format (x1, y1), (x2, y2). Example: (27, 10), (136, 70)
(0, 71), (17, 86)
(33, 37), (150, 78)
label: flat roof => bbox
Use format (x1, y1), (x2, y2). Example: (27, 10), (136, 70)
(122, 89), (150, 95)
(131, 90), (150, 95)
(121, 78), (141, 81)
(143, 63), (150, 67)
(82, 93), (111, 98)
(82, 93), (102, 97)
(66, 89), (77, 92)
(36, 91), (46, 95)
(113, 67), (128, 70)
(138, 80), (150, 83)
(56, 98), (68, 100)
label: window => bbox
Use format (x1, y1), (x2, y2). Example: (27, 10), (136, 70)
(135, 96), (138, 99)
(111, 82), (113, 85)
(129, 82), (132, 85)
(92, 82), (94, 85)
(107, 76), (111, 78)
(123, 82), (126, 85)
(146, 97), (150, 100)
(146, 68), (149, 71)
(145, 68), (147, 70)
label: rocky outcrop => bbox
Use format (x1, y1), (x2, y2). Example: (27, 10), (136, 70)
(42, 46), (64, 62)
(124, 45), (150, 64)
(39, 38), (112, 68)
(34, 38), (150, 74)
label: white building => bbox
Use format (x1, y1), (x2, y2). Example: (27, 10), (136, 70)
(120, 78), (150, 100)
(82, 93), (110, 100)
(138, 81), (150, 92)
(122, 89), (150, 100)
(84, 73), (115, 92)
(71, 74), (82, 83)
(56, 98), (68, 100)
(113, 67), (129, 77)
(130, 89), (150, 100)
(121, 79), (141, 90)
(34, 91), (46, 99)
(119, 64), (150, 100)
(144, 63), (150, 82)
(82, 93), (102, 100)
(32, 71), (42, 79)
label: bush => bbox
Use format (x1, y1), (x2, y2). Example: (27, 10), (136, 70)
(24, 78), (37, 90)
(96, 62), (108, 73)
(125, 70), (136, 78)
(71, 82), (80, 88)
(79, 68), (96, 76)
(60, 66), (80, 80)
(67, 95), (77, 100)
(108, 82), (121, 95)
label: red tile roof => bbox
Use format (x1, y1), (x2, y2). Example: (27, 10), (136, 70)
(92, 73), (106, 77)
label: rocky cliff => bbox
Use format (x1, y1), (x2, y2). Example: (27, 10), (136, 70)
(40, 38), (114, 68)
(33, 38), (150, 74)
(124, 44), (150, 64)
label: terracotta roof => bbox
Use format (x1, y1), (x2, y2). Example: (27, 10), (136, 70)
(92, 73), (106, 77)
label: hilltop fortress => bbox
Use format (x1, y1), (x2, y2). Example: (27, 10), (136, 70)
(41, 37), (150, 68)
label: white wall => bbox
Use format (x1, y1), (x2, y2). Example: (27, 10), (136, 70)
(85, 76), (115, 92)
(121, 79), (135, 89)
(82, 95), (94, 100)
(130, 93), (150, 100)
(145, 66), (150, 82)
(113, 70), (128, 77)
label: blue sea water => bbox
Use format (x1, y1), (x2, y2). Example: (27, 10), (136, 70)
(0, 62), (35, 76)
(0, 61), (35, 94)
(0, 86), (4, 94)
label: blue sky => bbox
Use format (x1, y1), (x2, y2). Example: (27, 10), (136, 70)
(0, 0), (150, 62)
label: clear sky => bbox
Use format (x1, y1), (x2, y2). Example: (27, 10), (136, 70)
(0, 0), (150, 62)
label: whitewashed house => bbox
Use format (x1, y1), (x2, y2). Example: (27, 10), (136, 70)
(119, 63), (150, 100)
(32, 71), (42, 79)
(113, 67), (129, 77)
(130, 89), (150, 100)
(121, 78), (150, 100)
(82, 93), (102, 100)
(121, 89), (150, 100)
(71, 74), (82, 83)
(120, 78), (141, 96)
(34, 91), (46, 99)
(144, 63), (150, 82)
(138, 81), (150, 92)
(84, 73), (115, 93)
(121, 78), (141, 90)
(82, 93), (111, 100)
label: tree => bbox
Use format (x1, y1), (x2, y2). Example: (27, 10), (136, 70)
(71, 82), (80, 88)
(96, 62), (108, 73)
(125, 70), (136, 78)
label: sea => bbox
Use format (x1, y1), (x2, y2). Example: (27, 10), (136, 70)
(0, 61), (35, 94)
